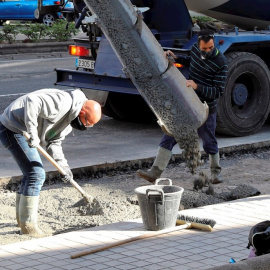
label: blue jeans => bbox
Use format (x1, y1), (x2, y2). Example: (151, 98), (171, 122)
(159, 113), (218, 155)
(0, 122), (45, 196)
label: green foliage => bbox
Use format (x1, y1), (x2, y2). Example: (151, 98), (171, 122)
(192, 16), (215, 24)
(19, 23), (49, 43)
(0, 20), (78, 43)
(47, 20), (79, 42)
(0, 32), (4, 44)
(1, 23), (19, 44)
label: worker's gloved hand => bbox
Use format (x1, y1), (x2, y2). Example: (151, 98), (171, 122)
(28, 133), (40, 148)
(61, 166), (73, 183)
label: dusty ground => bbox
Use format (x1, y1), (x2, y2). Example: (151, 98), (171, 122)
(1, 148), (270, 246)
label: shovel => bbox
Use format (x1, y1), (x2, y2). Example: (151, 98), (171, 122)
(23, 132), (103, 215)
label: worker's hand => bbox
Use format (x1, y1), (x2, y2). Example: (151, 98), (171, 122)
(186, 80), (198, 90)
(61, 166), (73, 183)
(28, 133), (40, 148)
(164, 50), (177, 59)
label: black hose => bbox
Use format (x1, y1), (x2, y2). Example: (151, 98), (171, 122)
(75, 6), (88, 29)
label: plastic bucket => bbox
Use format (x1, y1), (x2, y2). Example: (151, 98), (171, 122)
(134, 178), (184, 231)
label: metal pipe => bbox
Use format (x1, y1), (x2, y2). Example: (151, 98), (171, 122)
(83, 0), (208, 172)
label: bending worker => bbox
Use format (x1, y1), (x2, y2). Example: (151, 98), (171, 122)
(137, 29), (228, 184)
(0, 89), (102, 237)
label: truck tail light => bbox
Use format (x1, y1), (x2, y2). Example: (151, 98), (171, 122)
(54, 1), (61, 4)
(69, 45), (90, 57)
(174, 63), (184, 68)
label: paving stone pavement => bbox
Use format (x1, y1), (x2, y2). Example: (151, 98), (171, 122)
(1, 195), (270, 270)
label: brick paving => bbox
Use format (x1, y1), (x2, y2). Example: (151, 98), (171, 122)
(1, 195), (269, 270)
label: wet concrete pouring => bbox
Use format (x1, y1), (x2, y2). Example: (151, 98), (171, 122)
(84, 0), (206, 174)
(1, 146), (270, 246)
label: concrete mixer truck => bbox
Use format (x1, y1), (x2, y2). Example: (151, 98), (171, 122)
(46, 0), (270, 137)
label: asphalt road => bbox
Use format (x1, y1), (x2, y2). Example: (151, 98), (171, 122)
(1, 53), (270, 180)
(0, 55), (163, 178)
(0, 56), (75, 112)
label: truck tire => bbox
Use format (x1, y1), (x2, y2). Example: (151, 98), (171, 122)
(102, 92), (156, 123)
(216, 52), (270, 136)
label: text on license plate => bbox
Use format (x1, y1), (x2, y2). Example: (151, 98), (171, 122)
(76, 59), (95, 69)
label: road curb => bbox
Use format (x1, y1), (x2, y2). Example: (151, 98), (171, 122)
(1, 139), (270, 189)
(0, 41), (72, 60)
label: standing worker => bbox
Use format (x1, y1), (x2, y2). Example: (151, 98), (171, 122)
(0, 89), (102, 237)
(137, 29), (228, 184)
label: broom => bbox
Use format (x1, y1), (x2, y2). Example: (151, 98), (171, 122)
(70, 215), (216, 259)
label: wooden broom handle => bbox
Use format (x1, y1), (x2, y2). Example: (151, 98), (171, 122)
(71, 219), (214, 259)
(71, 224), (189, 259)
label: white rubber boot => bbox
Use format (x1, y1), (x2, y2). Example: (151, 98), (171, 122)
(19, 195), (48, 238)
(16, 193), (21, 227)
(209, 152), (222, 184)
(137, 147), (172, 183)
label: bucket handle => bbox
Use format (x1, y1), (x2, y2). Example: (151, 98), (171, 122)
(146, 189), (164, 205)
(155, 178), (172, 186)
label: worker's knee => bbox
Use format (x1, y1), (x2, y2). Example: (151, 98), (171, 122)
(21, 166), (46, 196)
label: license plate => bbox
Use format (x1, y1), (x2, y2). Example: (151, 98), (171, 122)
(76, 59), (95, 69)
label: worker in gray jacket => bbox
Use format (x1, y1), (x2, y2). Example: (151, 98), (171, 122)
(0, 89), (102, 237)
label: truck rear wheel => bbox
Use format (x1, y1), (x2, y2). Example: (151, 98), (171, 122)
(216, 52), (270, 136)
(102, 92), (156, 123)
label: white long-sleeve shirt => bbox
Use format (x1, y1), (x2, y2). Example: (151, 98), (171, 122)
(0, 88), (87, 166)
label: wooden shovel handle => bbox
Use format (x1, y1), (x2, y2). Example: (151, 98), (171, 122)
(23, 132), (66, 175)
(23, 132), (89, 198)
